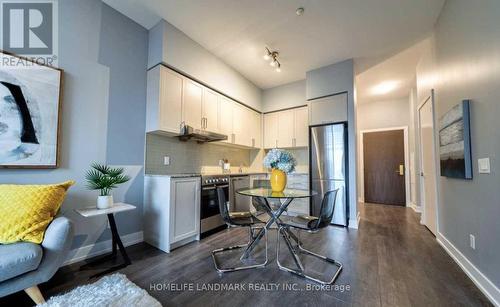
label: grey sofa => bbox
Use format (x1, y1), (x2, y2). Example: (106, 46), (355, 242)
(0, 216), (74, 304)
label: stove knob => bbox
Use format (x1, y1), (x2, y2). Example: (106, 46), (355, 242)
(215, 179), (220, 183)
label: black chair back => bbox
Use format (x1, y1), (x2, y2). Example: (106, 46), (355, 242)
(251, 179), (270, 212)
(217, 187), (233, 225)
(313, 189), (340, 230)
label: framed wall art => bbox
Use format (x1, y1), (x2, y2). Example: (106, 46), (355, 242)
(0, 51), (63, 168)
(438, 100), (472, 179)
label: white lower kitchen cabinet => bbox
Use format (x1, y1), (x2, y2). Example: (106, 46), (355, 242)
(144, 175), (201, 253)
(286, 174), (310, 215)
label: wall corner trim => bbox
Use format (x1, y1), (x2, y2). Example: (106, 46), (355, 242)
(437, 232), (500, 306)
(349, 212), (361, 229)
(63, 231), (144, 266)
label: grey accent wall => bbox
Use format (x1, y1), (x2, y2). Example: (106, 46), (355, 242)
(148, 20), (262, 111)
(306, 59), (358, 227)
(417, 0), (500, 287)
(262, 80), (306, 112)
(306, 59), (355, 100)
(99, 4), (148, 243)
(0, 0), (148, 254)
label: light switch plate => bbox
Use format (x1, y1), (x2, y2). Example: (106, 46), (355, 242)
(478, 158), (490, 174)
(163, 156), (170, 166)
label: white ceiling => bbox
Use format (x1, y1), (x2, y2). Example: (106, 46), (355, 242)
(104, 0), (444, 89)
(356, 38), (430, 104)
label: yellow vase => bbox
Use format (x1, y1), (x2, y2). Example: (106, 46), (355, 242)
(270, 169), (287, 192)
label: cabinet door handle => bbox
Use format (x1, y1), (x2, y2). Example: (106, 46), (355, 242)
(275, 140), (278, 148)
(205, 117), (208, 129)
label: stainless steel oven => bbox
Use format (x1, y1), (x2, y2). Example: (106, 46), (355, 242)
(200, 175), (229, 237)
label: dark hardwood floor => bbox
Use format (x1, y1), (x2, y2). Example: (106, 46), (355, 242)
(1, 203), (491, 306)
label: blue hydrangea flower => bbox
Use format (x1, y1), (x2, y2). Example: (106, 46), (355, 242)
(263, 149), (297, 174)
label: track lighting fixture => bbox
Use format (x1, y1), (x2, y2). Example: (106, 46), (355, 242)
(263, 47), (281, 72)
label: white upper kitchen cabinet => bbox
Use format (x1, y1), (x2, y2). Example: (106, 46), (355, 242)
(146, 65), (261, 149)
(264, 107), (309, 149)
(182, 78), (203, 129)
(146, 65), (183, 134)
(294, 106), (309, 147)
(251, 111), (262, 148)
(218, 95), (234, 143)
(309, 93), (347, 125)
(233, 103), (254, 147)
(202, 88), (219, 132)
(277, 110), (294, 148)
(264, 112), (279, 149)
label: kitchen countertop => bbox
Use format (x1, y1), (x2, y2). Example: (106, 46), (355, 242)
(145, 173), (201, 178)
(145, 171), (308, 177)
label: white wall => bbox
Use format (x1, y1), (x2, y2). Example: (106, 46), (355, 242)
(415, 0), (500, 301)
(148, 20), (262, 111)
(356, 97), (411, 202)
(357, 98), (410, 131)
(262, 80), (306, 112)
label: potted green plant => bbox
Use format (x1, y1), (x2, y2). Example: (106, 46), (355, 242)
(85, 163), (130, 209)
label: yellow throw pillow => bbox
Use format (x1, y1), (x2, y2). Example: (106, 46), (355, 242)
(0, 180), (75, 244)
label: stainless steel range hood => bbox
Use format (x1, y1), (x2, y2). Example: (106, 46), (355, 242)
(177, 125), (228, 143)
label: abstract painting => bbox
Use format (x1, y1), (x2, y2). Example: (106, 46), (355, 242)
(439, 100), (472, 179)
(0, 52), (62, 168)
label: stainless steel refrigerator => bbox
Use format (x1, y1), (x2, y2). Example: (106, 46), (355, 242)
(310, 123), (348, 227)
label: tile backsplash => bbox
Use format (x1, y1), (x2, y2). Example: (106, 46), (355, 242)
(145, 133), (309, 175)
(145, 133), (263, 174)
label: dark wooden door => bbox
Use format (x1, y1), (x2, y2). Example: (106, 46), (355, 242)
(363, 130), (406, 205)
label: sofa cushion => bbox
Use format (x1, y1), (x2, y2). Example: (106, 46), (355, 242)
(0, 242), (43, 282)
(0, 181), (74, 244)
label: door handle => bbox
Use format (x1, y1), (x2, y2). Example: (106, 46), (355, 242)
(395, 164), (404, 176)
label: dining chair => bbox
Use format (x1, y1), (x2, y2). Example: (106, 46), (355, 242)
(211, 187), (268, 273)
(276, 189), (342, 285)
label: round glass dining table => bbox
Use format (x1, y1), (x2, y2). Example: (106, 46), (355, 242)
(237, 187), (316, 199)
(236, 187), (317, 260)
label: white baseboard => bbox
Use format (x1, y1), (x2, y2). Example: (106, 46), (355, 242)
(358, 197), (364, 203)
(64, 231), (143, 266)
(437, 232), (500, 306)
(409, 202), (422, 213)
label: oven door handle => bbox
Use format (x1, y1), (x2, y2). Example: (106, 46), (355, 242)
(202, 184), (229, 190)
